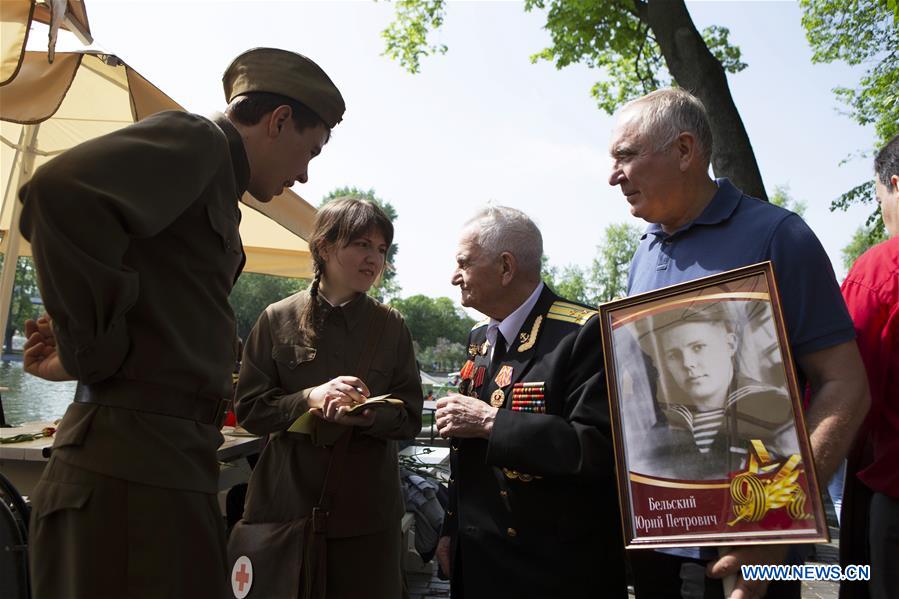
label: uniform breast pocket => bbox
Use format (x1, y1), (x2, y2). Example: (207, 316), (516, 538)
(272, 344), (318, 383)
(206, 204), (242, 256)
(365, 367), (393, 395)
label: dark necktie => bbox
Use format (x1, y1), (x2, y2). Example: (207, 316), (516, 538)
(488, 333), (507, 378)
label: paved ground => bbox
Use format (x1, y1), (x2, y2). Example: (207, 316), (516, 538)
(801, 525), (841, 599)
(405, 436), (843, 599)
(406, 525), (842, 598)
(407, 564), (450, 599)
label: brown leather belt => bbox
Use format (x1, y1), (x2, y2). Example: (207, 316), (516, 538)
(74, 380), (228, 425)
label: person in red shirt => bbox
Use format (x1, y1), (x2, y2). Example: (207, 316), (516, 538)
(839, 133), (899, 599)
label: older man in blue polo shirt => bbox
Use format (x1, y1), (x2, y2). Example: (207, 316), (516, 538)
(609, 88), (870, 599)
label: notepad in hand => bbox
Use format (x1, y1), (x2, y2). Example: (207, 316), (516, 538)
(286, 395), (404, 434)
(342, 394), (405, 415)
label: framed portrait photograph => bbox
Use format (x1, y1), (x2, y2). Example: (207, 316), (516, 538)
(599, 262), (829, 549)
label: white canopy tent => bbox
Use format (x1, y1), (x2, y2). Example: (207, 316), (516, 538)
(420, 371), (450, 387)
(2, 0), (93, 86)
(0, 49), (317, 339)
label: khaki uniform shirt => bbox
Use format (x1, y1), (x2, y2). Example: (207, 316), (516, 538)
(235, 291), (423, 538)
(18, 111), (248, 492)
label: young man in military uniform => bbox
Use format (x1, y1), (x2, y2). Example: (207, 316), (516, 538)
(19, 48), (344, 598)
(435, 206), (627, 598)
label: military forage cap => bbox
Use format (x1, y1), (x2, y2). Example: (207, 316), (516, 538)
(223, 47), (345, 128)
(633, 299), (743, 355)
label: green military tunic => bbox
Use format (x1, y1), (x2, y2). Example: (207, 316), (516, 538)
(19, 110), (249, 598)
(235, 290), (423, 597)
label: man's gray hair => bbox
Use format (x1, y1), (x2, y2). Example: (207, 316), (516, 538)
(619, 88), (714, 164)
(464, 206), (543, 276)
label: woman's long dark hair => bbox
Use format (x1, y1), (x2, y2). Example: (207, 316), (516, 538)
(298, 197), (394, 340)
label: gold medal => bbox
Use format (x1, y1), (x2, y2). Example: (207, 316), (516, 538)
(490, 389), (506, 408)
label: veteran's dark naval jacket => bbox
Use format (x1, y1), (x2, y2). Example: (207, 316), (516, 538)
(442, 286), (627, 598)
(18, 110), (247, 493)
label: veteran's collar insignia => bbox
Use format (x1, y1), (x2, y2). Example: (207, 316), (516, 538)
(518, 315), (542, 352)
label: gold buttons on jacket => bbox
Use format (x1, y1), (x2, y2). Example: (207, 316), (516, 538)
(506, 527), (517, 538)
(499, 490), (508, 498)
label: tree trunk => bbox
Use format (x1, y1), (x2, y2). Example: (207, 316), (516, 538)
(644, 0), (768, 201)
(4, 323), (13, 355)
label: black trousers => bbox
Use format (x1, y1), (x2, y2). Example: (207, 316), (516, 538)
(630, 549), (801, 599)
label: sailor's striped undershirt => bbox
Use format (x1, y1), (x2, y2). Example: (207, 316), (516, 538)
(669, 404), (726, 454)
(690, 409), (726, 453)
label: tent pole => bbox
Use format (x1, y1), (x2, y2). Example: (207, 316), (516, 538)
(63, 13), (93, 45)
(0, 123), (41, 351)
(1, 128), (25, 222)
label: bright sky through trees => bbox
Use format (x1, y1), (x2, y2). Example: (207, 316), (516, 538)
(43, 1), (878, 316)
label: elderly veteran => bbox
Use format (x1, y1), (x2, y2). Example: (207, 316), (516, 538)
(609, 87), (869, 599)
(19, 48), (344, 598)
(434, 206), (627, 599)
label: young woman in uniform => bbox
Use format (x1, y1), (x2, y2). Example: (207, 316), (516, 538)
(234, 197), (422, 598)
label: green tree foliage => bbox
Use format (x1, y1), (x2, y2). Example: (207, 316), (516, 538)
(523, 3), (746, 115)
(416, 337), (467, 372)
(842, 223), (888, 271)
(0, 256), (43, 352)
(381, 0), (448, 74)
(390, 294), (475, 349)
(320, 186), (401, 301)
(229, 273), (307, 343)
(554, 265), (592, 306)
(541, 256), (592, 305)
(800, 0), (898, 244)
(769, 185), (808, 217)
(542, 222), (642, 305)
(541, 262), (590, 304)
(381, 0), (768, 200)
(801, 0), (898, 146)
(590, 222), (642, 302)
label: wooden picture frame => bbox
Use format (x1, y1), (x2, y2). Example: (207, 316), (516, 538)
(599, 262), (829, 548)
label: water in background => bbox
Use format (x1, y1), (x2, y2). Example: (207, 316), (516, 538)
(0, 360), (76, 426)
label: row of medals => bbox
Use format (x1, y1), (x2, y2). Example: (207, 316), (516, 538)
(464, 340), (509, 409)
